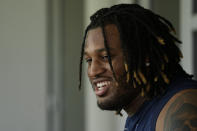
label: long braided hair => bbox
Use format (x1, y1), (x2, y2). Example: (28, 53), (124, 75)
(79, 4), (188, 100)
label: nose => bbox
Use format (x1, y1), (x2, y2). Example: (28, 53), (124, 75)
(88, 60), (106, 78)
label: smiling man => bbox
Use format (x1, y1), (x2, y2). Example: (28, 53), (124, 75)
(84, 24), (142, 112)
(79, 4), (197, 131)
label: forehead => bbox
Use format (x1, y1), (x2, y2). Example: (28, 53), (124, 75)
(85, 24), (122, 52)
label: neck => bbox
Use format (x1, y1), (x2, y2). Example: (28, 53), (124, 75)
(123, 94), (146, 117)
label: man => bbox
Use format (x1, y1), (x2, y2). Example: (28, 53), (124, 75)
(79, 4), (197, 131)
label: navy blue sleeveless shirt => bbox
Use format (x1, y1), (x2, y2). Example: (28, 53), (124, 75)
(124, 75), (197, 131)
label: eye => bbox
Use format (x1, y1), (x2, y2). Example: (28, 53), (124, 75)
(85, 58), (92, 64)
(102, 55), (109, 61)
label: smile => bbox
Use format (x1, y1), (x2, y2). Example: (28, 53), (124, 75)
(97, 81), (111, 88)
(95, 81), (111, 96)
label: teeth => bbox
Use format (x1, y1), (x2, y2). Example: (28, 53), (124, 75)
(96, 81), (110, 88)
(98, 87), (103, 90)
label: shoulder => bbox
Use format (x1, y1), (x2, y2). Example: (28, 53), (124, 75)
(156, 88), (197, 131)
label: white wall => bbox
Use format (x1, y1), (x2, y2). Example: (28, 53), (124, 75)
(0, 0), (47, 131)
(180, 0), (194, 74)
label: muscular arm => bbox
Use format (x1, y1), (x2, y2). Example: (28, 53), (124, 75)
(157, 89), (197, 131)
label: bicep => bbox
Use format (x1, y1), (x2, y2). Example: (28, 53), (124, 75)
(162, 89), (197, 131)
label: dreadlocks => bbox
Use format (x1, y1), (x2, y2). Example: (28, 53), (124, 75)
(79, 4), (187, 99)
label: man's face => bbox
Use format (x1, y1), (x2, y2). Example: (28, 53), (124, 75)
(84, 24), (139, 110)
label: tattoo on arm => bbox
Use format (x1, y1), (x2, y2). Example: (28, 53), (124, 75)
(164, 90), (197, 131)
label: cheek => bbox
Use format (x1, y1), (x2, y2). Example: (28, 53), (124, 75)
(87, 66), (90, 75)
(112, 61), (125, 76)
(87, 65), (93, 78)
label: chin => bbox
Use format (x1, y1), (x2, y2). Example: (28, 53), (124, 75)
(96, 91), (134, 111)
(97, 100), (122, 110)
(95, 78), (140, 111)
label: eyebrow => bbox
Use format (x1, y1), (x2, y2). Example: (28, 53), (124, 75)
(84, 48), (114, 55)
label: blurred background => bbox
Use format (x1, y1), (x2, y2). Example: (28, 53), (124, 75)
(0, 0), (196, 131)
